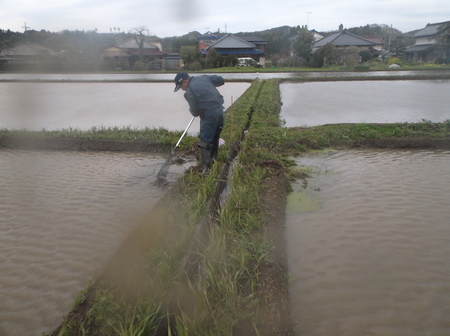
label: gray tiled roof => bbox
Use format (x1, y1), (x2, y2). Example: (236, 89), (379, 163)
(313, 31), (376, 48)
(404, 44), (435, 53)
(210, 34), (256, 49)
(413, 21), (449, 38)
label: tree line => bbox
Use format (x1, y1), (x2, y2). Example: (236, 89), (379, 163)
(0, 23), (419, 71)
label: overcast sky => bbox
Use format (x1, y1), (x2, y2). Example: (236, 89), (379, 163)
(1, 0), (449, 37)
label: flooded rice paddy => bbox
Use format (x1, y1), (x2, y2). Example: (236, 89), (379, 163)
(1, 69), (450, 81)
(0, 82), (250, 132)
(286, 149), (450, 335)
(280, 80), (450, 126)
(1, 79), (449, 335)
(0, 149), (193, 336)
(0, 81), (249, 335)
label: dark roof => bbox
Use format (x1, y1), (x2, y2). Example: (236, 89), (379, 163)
(197, 31), (267, 44)
(201, 34), (265, 57)
(313, 31), (376, 48)
(128, 49), (167, 56)
(404, 44), (435, 53)
(209, 34), (257, 49)
(214, 49), (264, 56)
(413, 21), (450, 38)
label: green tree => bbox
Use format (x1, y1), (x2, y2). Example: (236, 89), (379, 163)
(180, 45), (202, 68)
(260, 26), (292, 57)
(206, 47), (223, 68)
(0, 29), (22, 50)
(162, 32), (198, 53)
(347, 24), (407, 56)
(291, 26), (314, 62)
(225, 54), (238, 67)
(310, 43), (338, 68)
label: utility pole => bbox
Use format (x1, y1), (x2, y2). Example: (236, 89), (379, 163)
(22, 22), (30, 41)
(388, 24), (392, 54)
(305, 12), (312, 29)
(22, 22), (30, 32)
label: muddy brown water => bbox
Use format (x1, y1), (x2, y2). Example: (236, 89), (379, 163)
(0, 81), (249, 335)
(1, 79), (449, 335)
(0, 149), (194, 336)
(286, 149), (450, 335)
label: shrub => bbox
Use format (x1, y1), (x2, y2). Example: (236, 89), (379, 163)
(388, 57), (403, 66)
(310, 43), (338, 68)
(187, 61), (203, 71)
(359, 50), (373, 62)
(277, 56), (308, 67)
(133, 61), (145, 71)
(338, 46), (360, 66)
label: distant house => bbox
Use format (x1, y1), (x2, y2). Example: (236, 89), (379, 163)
(311, 30), (325, 42)
(312, 31), (377, 53)
(404, 21), (450, 62)
(197, 31), (222, 52)
(0, 42), (58, 64)
(196, 32), (267, 66)
(234, 34), (268, 55)
(101, 37), (167, 70)
(362, 36), (385, 57)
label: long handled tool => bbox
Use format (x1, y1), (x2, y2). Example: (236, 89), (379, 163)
(157, 116), (195, 184)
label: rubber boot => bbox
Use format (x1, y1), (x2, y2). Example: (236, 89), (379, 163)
(210, 139), (219, 163)
(200, 148), (212, 175)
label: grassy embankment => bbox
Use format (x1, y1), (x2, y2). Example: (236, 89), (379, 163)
(2, 113), (448, 154)
(2, 79), (448, 336)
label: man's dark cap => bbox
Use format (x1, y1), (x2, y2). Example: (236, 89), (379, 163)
(174, 72), (189, 92)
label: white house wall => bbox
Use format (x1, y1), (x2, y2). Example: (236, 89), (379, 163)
(415, 36), (436, 45)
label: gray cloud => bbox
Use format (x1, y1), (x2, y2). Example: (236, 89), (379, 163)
(1, 0), (449, 36)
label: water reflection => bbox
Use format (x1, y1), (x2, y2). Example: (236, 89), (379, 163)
(1, 69), (449, 81)
(286, 149), (450, 335)
(0, 82), (250, 132)
(280, 80), (450, 126)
